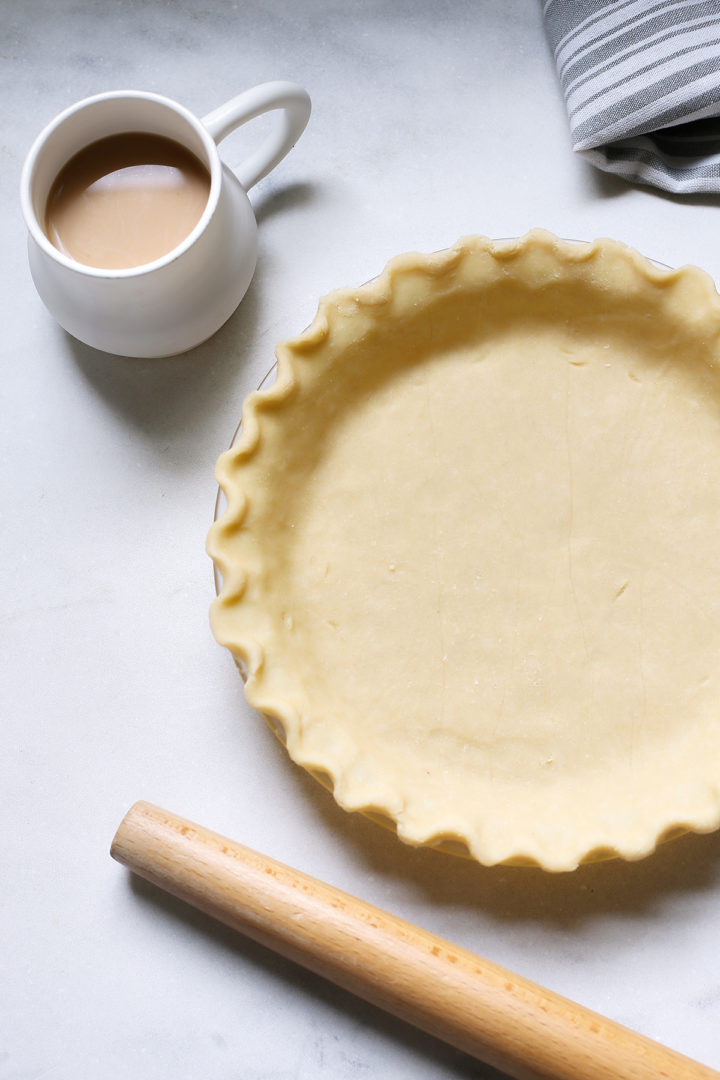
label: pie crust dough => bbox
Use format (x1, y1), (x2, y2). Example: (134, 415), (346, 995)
(208, 230), (720, 871)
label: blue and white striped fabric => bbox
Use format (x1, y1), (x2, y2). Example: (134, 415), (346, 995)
(543, 0), (720, 193)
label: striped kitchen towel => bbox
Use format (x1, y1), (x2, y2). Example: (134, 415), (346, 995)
(543, 0), (720, 193)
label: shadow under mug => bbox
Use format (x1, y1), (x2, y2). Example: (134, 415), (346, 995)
(20, 82), (311, 358)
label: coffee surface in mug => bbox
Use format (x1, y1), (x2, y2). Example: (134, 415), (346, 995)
(45, 132), (211, 269)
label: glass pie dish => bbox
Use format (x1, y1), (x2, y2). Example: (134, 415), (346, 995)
(207, 229), (720, 871)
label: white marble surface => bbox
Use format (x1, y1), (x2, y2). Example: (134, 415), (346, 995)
(3, 2), (720, 1077)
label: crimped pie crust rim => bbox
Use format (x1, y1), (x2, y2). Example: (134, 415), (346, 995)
(208, 229), (720, 872)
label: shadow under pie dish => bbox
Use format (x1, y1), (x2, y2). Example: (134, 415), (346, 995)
(207, 229), (720, 872)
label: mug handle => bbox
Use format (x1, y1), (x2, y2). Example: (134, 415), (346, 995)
(201, 81), (311, 192)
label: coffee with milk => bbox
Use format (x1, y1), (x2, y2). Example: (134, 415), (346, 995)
(45, 131), (210, 269)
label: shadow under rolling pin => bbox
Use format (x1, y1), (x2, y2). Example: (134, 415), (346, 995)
(110, 801), (719, 1080)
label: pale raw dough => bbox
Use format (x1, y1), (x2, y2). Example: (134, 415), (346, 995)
(208, 231), (720, 870)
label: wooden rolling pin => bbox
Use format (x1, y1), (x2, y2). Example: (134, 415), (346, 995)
(111, 801), (719, 1080)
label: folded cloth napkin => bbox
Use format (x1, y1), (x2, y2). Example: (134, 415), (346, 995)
(543, 0), (720, 193)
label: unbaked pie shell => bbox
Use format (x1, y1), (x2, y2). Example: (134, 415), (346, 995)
(208, 230), (720, 871)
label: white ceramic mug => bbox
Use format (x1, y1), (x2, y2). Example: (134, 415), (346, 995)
(20, 83), (311, 357)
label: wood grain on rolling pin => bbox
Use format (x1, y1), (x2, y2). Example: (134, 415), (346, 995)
(111, 801), (720, 1080)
